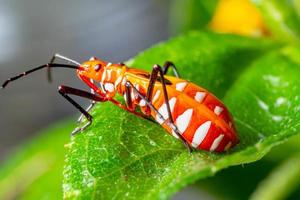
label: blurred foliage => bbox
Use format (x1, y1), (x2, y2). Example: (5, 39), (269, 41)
(2, 1), (300, 200)
(253, 0), (300, 43)
(250, 154), (300, 200)
(0, 121), (73, 199)
(170, 0), (218, 35)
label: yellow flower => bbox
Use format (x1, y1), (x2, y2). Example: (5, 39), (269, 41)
(210, 0), (269, 37)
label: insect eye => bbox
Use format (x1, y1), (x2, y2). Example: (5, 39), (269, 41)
(94, 64), (101, 72)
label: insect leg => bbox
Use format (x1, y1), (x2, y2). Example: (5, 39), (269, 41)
(108, 98), (149, 120)
(153, 67), (193, 151)
(123, 81), (156, 123)
(125, 82), (134, 110)
(127, 80), (193, 153)
(150, 65), (192, 152)
(162, 61), (180, 78)
(78, 79), (96, 123)
(58, 85), (107, 135)
(146, 65), (174, 123)
(77, 101), (96, 123)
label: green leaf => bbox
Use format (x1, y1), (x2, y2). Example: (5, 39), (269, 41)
(0, 121), (73, 199)
(62, 31), (300, 199)
(253, 0), (300, 43)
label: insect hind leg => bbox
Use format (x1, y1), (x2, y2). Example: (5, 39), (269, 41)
(162, 61), (180, 78)
(126, 80), (193, 153)
(147, 65), (192, 152)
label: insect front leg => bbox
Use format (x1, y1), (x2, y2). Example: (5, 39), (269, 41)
(77, 101), (96, 123)
(58, 85), (107, 135)
(162, 61), (180, 78)
(78, 79), (97, 123)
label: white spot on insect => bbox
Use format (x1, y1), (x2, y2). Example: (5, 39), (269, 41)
(156, 97), (177, 124)
(214, 106), (223, 115)
(101, 68), (107, 83)
(139, 99), (146, 107)
(194, 92), (206, 103)
(191, 121), (211, 148)
(90, 79), (95, 94)
(169, 97), (177, 113)
(106, 69), (112, 81)
(114, 76), (123, 89)
(99, 82), (106, 94)
(89, 56), (96, 61)
(210, 134), (224, 151)
(121, 77), (127, 86)
(106, 62), (112, 67)
(176, 82), (187, 92)
(104, 83), (115, 93)
(152, 90), (161, 103)
(224, 142), (232, 151)
(175, 108), (193, 133)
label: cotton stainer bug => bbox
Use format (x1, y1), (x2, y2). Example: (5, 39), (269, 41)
(1, 53), (239, 153)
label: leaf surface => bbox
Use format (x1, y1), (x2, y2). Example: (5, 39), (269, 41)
(62, 31), (300, 200)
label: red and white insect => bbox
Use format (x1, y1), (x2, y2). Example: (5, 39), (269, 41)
(2, 54), (239, 152)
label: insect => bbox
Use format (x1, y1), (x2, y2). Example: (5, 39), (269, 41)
(2, 54), (239, 153)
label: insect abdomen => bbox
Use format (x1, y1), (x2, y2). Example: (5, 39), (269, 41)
(150, 81), (239, 152)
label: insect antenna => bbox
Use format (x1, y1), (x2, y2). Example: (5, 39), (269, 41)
(1, 63), (80, 89)
(48, 53), (81, 82)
